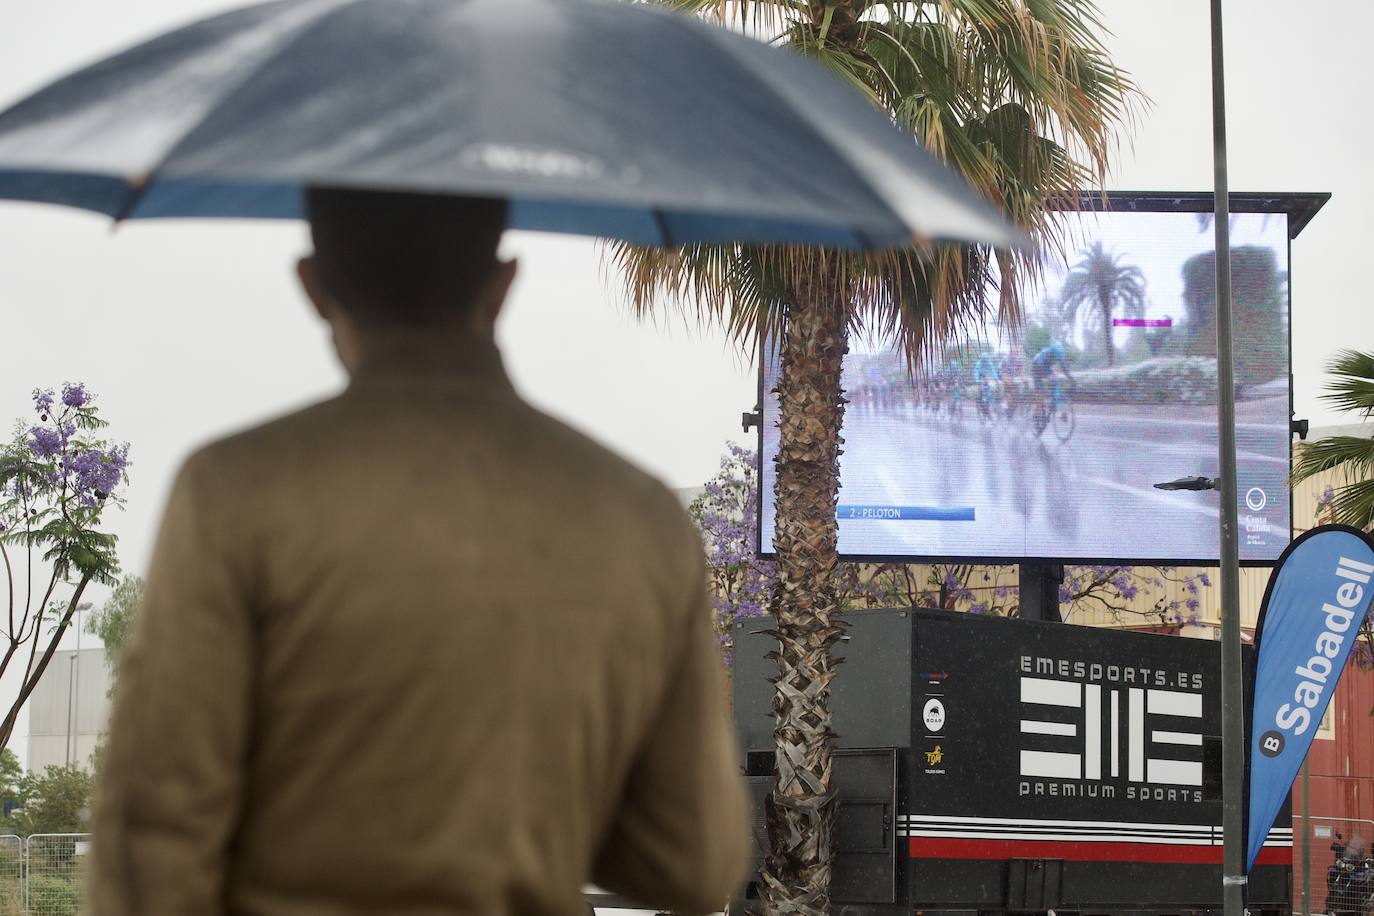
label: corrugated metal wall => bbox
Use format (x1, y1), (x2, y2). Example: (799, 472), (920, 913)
(26, 648), (111, 773)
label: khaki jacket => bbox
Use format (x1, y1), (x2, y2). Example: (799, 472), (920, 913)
(86, 338), (749, 916)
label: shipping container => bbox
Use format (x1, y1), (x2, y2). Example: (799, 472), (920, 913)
(730, 608), (1292, 916)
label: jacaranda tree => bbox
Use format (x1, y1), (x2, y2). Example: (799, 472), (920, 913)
(0, 384), (128, 752)
(689, 443), (900, 665)
(689, 444), (777, 664)
(617, 4), (1139, 912)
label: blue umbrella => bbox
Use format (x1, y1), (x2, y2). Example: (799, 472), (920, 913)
(0, 0), (1023, 250)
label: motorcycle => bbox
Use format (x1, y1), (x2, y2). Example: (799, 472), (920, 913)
(1325, 832), (1374, 916)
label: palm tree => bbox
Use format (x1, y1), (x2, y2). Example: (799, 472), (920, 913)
(1293, 350), (1374, 530)
(612, 4), (1139, 913)
(1058, 241), (1146, 366)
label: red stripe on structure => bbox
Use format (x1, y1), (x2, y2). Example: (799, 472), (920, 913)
(1258, 847), (1295, 865)
(907, 838), (1292, 866)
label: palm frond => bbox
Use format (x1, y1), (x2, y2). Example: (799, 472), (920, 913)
(611, 0), (1143, 368)
(1327, 478), (1374, 532)
(1321, 349), (1374, 418)
(651, 0), (809, 35)
(1293, 435), (1374, 485)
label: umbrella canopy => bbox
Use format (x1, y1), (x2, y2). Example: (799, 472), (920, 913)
(0, 0), (1023, 250)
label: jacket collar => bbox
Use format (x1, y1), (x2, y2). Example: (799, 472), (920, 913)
(347, 331), (516, 396)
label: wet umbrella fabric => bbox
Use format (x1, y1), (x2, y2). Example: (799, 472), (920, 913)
(0, 0), (1022, 250)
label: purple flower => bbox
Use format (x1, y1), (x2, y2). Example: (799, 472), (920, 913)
(31, 388), (54, 418)
(60, 444), (129, 500)
(61, 382), (91, 408)
(28, 426), (65, 459)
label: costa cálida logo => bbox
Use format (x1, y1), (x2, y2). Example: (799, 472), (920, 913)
(1017, 655), (1205, 804)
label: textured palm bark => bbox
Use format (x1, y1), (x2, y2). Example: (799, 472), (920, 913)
(759, 286), (848, 916)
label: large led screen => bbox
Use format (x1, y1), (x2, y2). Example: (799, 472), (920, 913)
(761, 208), (1291, 563)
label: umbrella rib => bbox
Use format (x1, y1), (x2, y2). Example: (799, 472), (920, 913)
(113, 0), (369, 223)
(650, 209), (673, 247)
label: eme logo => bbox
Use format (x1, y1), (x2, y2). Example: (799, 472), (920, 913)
(1019, 676), (1203, 787)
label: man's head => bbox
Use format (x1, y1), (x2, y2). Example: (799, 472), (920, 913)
(297, 187), (515, 368)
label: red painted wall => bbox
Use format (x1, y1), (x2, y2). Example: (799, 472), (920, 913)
(1291, 662), (1374, 907)
(1297, 663), (1374, 821)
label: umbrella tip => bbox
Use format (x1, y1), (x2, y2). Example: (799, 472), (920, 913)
(112, 173), (153, 225)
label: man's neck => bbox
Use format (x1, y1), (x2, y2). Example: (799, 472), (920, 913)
(343, 322), (507, 385)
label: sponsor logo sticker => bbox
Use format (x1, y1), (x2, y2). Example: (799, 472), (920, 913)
(923, 698), (946, 733)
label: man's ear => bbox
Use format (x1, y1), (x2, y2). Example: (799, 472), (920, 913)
(296, 255), (332, 322)
(474, 258), (518, 332)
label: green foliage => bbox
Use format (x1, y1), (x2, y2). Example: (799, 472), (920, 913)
(1070, 356), (1218, 406)
(1179, 247), (1287, 386)
(2, 765), (94, 838)
(1023, 320), (1052, 359)
(1320, 349), (1374, 417)
(1293, 350), (1374, 531)
(86, 574), (142, 681)
(0, 876), (20, 915)
(26, 875), (79, 916)
(0, 751), (20, 818)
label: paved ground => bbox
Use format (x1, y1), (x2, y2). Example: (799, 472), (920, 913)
(762, 394), (1290, 561)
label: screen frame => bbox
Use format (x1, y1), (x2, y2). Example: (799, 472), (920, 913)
(754, 191), (1329, 568)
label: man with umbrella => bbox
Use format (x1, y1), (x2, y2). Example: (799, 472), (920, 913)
(82, 186), (753, 915)
(0, 3), (1024, 914)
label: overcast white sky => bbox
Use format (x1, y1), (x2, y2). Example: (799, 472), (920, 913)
(1, 0), (1371, 764)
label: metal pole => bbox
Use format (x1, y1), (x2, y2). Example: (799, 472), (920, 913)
(64, 654), (75, 767)
(1018, 562), (1064, 622)
(72, 607), (81, 767)
(1301, 758), (1310, 916)
(1209, 3), (1246, 915)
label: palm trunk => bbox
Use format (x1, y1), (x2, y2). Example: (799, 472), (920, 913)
(1102, 299), (1115, 366)
(760, 284), (847, 916)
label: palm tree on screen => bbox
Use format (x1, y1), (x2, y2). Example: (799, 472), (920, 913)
(1058, 241), (1146, 366)
(1293, 350), (1374, 531)
(613, 4), (1139, 914)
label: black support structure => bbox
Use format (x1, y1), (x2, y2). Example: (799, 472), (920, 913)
(1018, 561), (1064, 622)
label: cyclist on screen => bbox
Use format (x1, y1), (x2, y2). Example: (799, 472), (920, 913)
(972, 349), (1001, 418)
(1031, 340), (1075, 420)
(1003, 347), (1026, 413)
(940, 357), (964, 416)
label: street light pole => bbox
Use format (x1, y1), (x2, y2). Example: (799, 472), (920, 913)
(72, 605), (82, 765)
(1209, 3), (1246, 915)
(65, 654), (76, 767)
